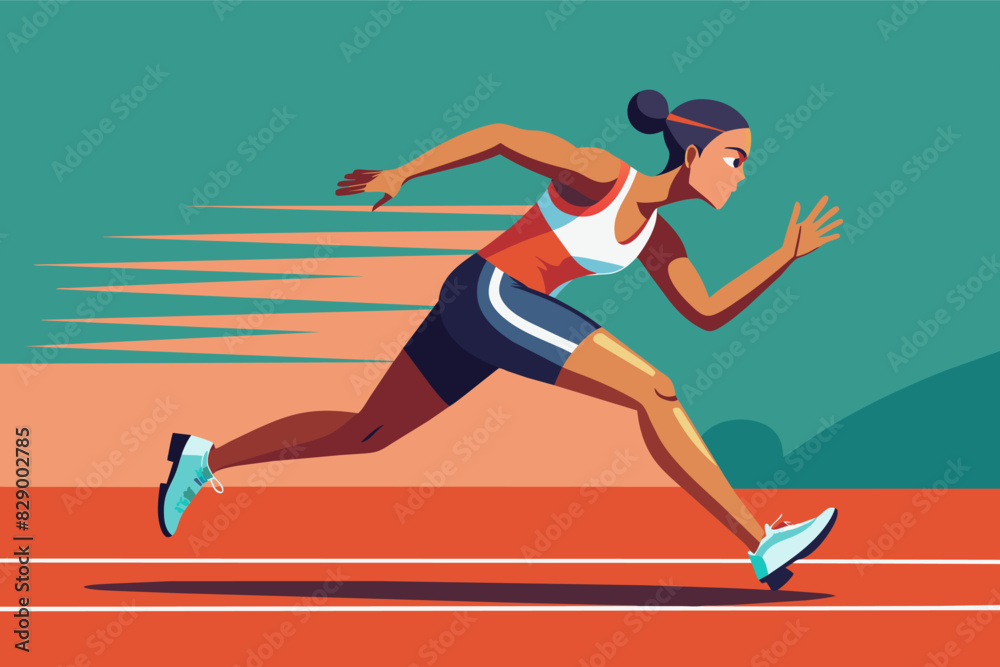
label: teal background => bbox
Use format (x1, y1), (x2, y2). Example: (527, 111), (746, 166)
(2, 1), (997, 485)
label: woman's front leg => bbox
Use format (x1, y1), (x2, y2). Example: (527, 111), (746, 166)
(555, 328), (766, 551)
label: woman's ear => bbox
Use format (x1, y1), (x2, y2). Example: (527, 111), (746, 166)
(684, 145), (700, 169)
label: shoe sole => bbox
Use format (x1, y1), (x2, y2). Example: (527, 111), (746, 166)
(157, 433), (190, 538)
(760, 509), (839, 591)
(761, 566), (794, 591)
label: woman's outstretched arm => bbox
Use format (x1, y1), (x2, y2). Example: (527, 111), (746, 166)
(336, 123), (621, 210)
(641, 196), (842, 331)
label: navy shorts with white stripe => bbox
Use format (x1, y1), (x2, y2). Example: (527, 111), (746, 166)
(404, 253), (599, 405)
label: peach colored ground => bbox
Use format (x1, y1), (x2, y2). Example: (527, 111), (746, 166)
(5, 362), (678, 488)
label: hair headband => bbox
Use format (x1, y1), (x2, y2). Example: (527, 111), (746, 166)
(666, 113), (723, 133)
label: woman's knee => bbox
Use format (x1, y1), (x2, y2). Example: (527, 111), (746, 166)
(322, 410), (394, 455)
(631, 371), (678, 413)
(356, 423), (393, 453)
(651, 371), (677, 401)
(562, 329), (678, 408)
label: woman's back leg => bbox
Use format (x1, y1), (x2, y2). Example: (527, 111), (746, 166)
(208, 350), (453, 472)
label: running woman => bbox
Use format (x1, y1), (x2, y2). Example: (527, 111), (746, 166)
(158, 90), (841, 590)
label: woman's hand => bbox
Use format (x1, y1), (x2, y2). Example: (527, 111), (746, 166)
(336, 169), (404, 211)
(782, 195), (843, 260)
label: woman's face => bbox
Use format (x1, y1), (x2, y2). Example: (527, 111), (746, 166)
(687, 128), (751, 209)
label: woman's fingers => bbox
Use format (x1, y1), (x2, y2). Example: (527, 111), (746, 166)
(337, 169), (385, 196)
(805, 195), (829, 224)
(335, 185), (368, 196)
(815, 205), (840, 227)
(818, 233), (840, 245)
(337, 169), (398, 209)
(788, 201), (801, 226)
(339, 175), (374, 185)
(816, 218), (844, 236)
(337, 183), (368, 193)
(339, 170), (380, 185)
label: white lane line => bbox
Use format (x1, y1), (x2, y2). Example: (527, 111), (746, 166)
(4, 558), (999, 565)
(2, 605), (998, 613)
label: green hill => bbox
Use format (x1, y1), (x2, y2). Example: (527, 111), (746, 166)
(704, 352), (999, 488)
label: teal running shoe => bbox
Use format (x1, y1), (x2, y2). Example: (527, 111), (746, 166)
(749, 507), (838, 590)
(157, 433), (224, 537)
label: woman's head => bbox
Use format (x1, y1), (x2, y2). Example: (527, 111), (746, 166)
(628, 90), (750, 209)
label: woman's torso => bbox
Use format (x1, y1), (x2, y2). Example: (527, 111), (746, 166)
(479, 161), (656, 295)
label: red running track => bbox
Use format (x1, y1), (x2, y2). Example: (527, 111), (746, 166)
(2, 488), (998, 666)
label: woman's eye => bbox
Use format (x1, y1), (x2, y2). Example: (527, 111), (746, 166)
(723, 156), (741, 168)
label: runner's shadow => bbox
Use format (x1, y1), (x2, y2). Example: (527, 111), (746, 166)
(86, 580), (832, 605)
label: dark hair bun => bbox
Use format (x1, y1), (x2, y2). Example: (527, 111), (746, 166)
(628, 90), (669, 135)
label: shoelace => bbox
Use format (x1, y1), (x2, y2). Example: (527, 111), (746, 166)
(769, 514), (793, 530)
(202, 452), (225, 494)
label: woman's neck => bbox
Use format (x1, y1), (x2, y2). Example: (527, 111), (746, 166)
(632, 167), (701, 214)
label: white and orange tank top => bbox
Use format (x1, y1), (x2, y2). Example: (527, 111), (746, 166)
(479, 161), (656, 295)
